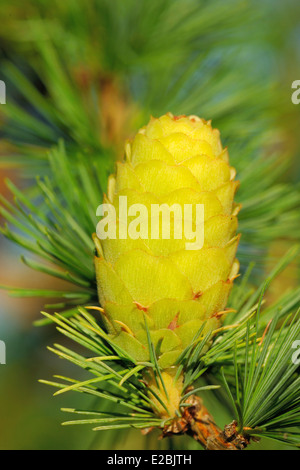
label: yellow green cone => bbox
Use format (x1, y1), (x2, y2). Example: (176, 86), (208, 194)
(94, 113), (240, 373)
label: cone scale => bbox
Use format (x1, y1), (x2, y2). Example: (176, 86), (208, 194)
(95, 113), (240, 418)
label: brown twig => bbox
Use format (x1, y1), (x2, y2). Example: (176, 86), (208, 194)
(162, 395), (251, 450)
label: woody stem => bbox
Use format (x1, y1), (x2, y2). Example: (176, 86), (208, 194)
(162, 395), (250, 450)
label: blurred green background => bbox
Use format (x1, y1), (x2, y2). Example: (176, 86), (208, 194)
(0, 0), (299, 449)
